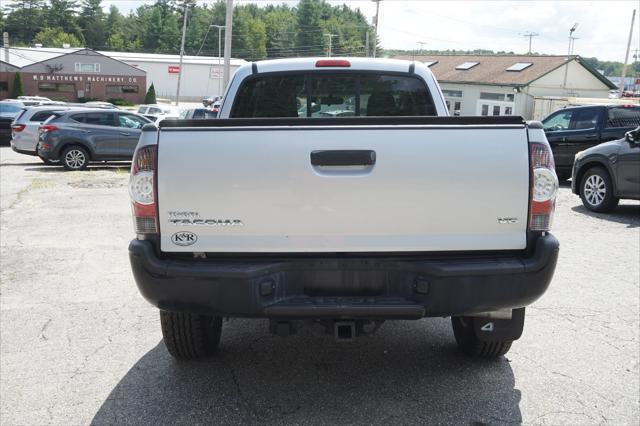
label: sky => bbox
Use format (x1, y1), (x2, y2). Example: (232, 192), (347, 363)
(100, 0), (640, 62)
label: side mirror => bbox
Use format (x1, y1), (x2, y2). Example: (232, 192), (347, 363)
(625, 130), (638, 144)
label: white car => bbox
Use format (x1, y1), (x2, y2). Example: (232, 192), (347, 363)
(136, 104), (181, 123)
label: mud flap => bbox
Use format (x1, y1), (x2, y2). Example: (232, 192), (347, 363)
(473, 308), (525, 342)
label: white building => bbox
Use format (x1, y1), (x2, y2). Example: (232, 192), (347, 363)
(394, 54), (616, 119)
(99, 51), (247, 102)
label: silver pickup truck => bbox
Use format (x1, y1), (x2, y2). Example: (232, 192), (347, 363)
(128, 58), (559, 360)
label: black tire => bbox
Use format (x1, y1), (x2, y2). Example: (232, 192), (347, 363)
(61, 146), (89, 171)
(451, 316), (512, 358)
(160, 310), (222, 360)
(39, 156), (60, 166)
(579, 166), (619, 213)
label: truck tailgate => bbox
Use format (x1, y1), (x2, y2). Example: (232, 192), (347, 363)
(157, 121), (530, 253)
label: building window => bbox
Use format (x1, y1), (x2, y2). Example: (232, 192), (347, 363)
(0, 81), (8, 91)
(106, 85), (139, 94)
(506, 63), (533, 72)
(480, 92), (506, 101)
(455, 62), (479, 70)
(38, 83), (75, 92)
(75, 63), (100, 73)
(442, 89), (463, 98)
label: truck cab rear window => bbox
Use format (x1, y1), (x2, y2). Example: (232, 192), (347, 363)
(231, 73), (436, 118)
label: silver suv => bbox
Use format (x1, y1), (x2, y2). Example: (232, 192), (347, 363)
(11, 106), (83, 164)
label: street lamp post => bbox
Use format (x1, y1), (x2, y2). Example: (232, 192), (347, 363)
(563, 23), (579, 91)
(210, 24), (225, 97)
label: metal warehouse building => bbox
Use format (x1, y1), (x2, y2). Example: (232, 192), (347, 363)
(1, 47), (146, 103)
(98, 51), (247, 102)
(394, 54), (616, 119)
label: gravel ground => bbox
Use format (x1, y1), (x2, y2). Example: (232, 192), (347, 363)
(0, 146), (638, 425)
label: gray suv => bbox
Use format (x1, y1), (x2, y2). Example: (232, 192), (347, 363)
(38, 109), (151, 171)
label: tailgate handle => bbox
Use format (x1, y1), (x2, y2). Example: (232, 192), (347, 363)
(311, 150), (376, 166)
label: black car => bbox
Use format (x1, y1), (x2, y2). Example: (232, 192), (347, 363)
(37, 109), (151, 171)
(542, 104), (640, 180)
(0, 101), (25, 145)
(571, 126), (640, 212)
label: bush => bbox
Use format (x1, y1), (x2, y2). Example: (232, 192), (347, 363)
(10, 73), (24, 98)
(77, 97), (99, 103)
(144, 83), (157, 104)
(107, 98), (135, 106)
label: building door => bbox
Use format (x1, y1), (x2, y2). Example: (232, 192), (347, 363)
(477, 100), (513, 116)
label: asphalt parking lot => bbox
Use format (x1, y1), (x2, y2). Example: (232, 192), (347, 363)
(0, 145), (638, 425)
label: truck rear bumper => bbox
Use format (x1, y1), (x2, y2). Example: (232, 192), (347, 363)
(129, 234), (559, 319)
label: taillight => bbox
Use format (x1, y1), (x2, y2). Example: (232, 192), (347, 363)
(129, 145), (158, 236)
(12, 124), (26, 134)
(529, 142), (558, 231)
(315, 59), (351, 67)
(39, 124), (59, 133)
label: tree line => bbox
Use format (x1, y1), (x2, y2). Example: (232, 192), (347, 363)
(0, 0), (377, 61)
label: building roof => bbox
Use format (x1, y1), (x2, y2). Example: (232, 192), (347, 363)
(393, 54), (616, 89)
(98, 51), (247, 67)
(0, 47), (247, 69)
(0, 47), (84, 68)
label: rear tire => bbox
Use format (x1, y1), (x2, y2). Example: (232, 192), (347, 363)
(61, 146), (89, 171)
(452, 316), (512, 358)
(160, 310), (222, 360)
(579, 166), (619, 213)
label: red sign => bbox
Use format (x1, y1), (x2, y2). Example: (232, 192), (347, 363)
(168, 66), (180, 74)
(636, 78), (640, 85)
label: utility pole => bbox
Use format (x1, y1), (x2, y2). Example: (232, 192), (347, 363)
(416, 41), (427, 57)
(618, 9), (636, 96)
(563, 23), (579, 91)
(223, 0), (233, 93)
(365, 32), (370, 57)
(325, 34), (337, 57)
(372, 0), (381, 58)
(521, 31), (539, 54)
(175, 2), (189, 106)
(211, 24), (225, 97)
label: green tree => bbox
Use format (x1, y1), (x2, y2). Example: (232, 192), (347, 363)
(263, 6), (297, 58)
(3, 0), (46, 44)
(79, 0), (105, 49)
(11, 73), (24, 98)
(296, 0), (325, 56)
(33, 27), (82, 47)
(233, 6), (267, 60)
(145, 83), (157, 104)
(44, 0), (84, 42)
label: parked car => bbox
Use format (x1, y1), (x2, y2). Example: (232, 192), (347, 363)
(0, 101), (25, 145)
(17, 96), (52, 103)
(202, 96), (222, 107)
(84, 101), (118, 109)
(37, 109), (152, 171)
(136, 104), (181, 122)
(128, 57), (559, 361)
(179, 108), (218, 119)
(571, 126), (640, 212)
(542, 104), (640, 180)
(10, 105), (85, 164)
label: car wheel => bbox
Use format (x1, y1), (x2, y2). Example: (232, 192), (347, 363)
(580, 166), (619, 213)
(451, 316), (512, 358)
(61, 146), (89, 171)
(39, 156), (60, 166)
(160, 310), (222, 360)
